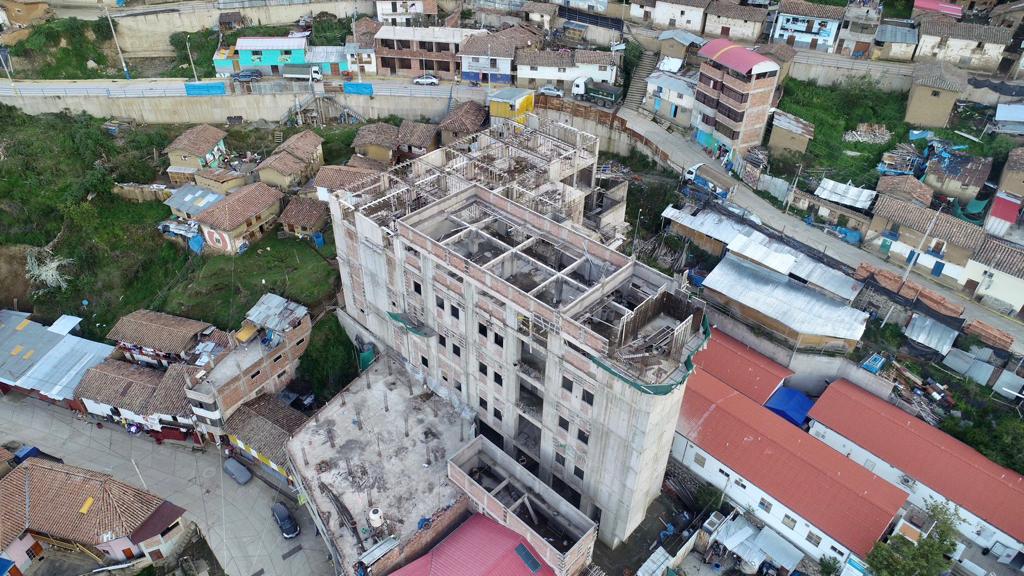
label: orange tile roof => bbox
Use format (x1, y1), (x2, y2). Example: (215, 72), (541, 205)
(694, 328), (793, 404)
(809, 379), (1024, 542)
(278, 197), (329, 230)
(164, 124), (227, 157)
(195, 182), (283, 231)
(679, 371), (907, 557)
(106, 309), (211, 354)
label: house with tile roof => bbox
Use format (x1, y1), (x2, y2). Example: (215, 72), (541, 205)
(628, 0), (710, 34)
(106, 309), (214, 366)
(704, 0), (769, 42)
(809, 379), (1024, 574)
(224, 395), (307, 486)
(163, 124), (228, 185)
(194, 168), (249, 194)
(867, 193), (985, 286)
(438, 100), (489, 145)
(398, 120), (440, 156)
(353, 122), (401, 165)
(916, 14), (1013, 71)
(312, 165), (381, 201)
(673, 370), (908, 569)
(0, 459), (187, 574)
(962, 235), (1024, 317)
(195, 182), (284, 254)
(770, 0), (845, 52)
(514, 48), (619, 90)
(907, 60), (966, 129)
(257, 130), (325, 190)
(74, 359), (201, 435)
(278, 196), (329, 237)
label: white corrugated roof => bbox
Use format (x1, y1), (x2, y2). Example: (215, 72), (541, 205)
(703, 255), (869, 341)
(903, 313), (957, 355)
(236, 37), (307, 51)
(995, 103), (1024, 123)
(814, 178), (877, 210)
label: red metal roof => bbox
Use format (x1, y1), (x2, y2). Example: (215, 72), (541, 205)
(698, 38), (775, 74)
(914, 0), (963, 17)
(695, 328), (793, 404)
(391, 514), (556, 576)
(990, 192), (1022, 223)
(809, 380), (1024, 543)
(678, 371), (907, 557)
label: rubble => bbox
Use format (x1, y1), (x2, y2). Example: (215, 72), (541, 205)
(843, 123), (892, 144)
(854, 264), (965, 318)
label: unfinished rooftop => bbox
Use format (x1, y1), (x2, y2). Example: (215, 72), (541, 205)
(332, 115), (600, 232)
(287, 359), (467, 566)
(449, 435), (597, 576)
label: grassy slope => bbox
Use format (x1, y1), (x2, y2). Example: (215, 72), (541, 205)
(165, 25), (292, 79)
(8, 18), (124, 80)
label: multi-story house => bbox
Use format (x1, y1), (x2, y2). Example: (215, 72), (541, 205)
(629, 0), (710, 33)
(163, 124), (228, 185)
(692, 38), (780, 161)
(644, 63), (697, 129)
(515, 48), (619, 90)
(233, 36), (308, 76)
(375, 26), (486, 79)
(106, 309), (216, 367)
(704, 1), (769, 42)
(836, 0), (882, 57)
(916, 15), (1013, 72)
(195, 182), (284, 254)
(324, 115), (710, 548)
(770, 0), (845, 52)
(375, 0), (438, 26)
(460, 26), (543, 85)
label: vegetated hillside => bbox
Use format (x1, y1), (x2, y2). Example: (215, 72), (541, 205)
(7, 17), (126, 79)
(165, 25), (292, 78)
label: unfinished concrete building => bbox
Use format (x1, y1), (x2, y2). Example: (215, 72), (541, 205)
(324, 115), (710, 552)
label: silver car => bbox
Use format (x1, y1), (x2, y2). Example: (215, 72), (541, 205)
(537, 84), (564, 97)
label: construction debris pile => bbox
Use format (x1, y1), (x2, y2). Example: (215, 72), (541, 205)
(854, 264), (966, 319)
(878, 143), (923, 176)
(843, 123), (892, 144)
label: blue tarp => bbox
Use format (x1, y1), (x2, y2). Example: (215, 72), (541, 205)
(862, 353), (886, 374)
(188, 234), (205, 254)
(313, 231), (325, 250)
(765, 388), (814, 427)
(185, 82), (227, 96)
(343, 82), (373, 96)
(0, 557), (14, 576)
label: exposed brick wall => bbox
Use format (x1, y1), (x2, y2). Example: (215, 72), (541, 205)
(372, 496), (471, 575)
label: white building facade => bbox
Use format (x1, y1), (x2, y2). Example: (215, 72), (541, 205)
(515, 49), (618, 89)
(770, 0), (844, 52)
(375, 0), (436, 25)
(629, 0), (710, 32)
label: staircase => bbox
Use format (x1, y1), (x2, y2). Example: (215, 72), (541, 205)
(623, 50), (657, 111)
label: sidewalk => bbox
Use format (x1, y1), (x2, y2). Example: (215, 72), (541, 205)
(616, 108), (1024, 355)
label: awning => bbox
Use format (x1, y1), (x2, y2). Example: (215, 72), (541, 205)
(717, 515), (758, 550)
(236, 322), (259, 343)
(754, 527), (804, 572)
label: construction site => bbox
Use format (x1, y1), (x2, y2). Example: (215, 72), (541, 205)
(323, 113), (712, 564)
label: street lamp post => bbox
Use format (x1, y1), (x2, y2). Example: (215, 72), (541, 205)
(186, 34), (199, 82)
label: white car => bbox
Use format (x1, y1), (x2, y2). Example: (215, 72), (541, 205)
(537, 84), (564, 97)
(413, 74), (439, 86)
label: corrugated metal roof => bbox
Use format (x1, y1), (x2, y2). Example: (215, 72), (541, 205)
(903, 313), (957, 355)
(646, 71), (696, 96)
(942, 348), (976, 374)
(47, 315), (82, 336)
(163, 184), (225, 217)
(694, 328), (793, 404)
(245, 293), (308, 333)
(813, 178), (877, 210)
(992, 369), (1024, 400)
(995, 103), (1024, 123)
(18, 336), (112, 400)
(236, 37), (307, 51)
(658, 29), (706, 46)
(661, 205), (753, 244)
(772, 110), (814, 139)
(307, 46), (348, 62)
(702, 255), (869, 341)
(0, 310), (62, 384)
(875, 22), (918, 44)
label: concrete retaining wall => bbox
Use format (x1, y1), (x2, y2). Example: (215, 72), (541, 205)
(112, 0), (373, 55)
(789, 52), (914, 92)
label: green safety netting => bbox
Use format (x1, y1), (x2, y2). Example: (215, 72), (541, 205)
(358, 348), (376, 371)
(387, 312), (431, 337)
(589, 315), (713, 396)
(953, 198), (988, 224)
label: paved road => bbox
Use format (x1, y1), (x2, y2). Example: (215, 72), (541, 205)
(616, 107), (1024, 355)
(0, 392), (333, 576)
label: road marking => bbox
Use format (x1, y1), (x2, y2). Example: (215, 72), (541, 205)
(281, 545), (302, 560)
(131, 458), (148, 490)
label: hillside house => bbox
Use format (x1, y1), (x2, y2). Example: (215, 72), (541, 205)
(704, 1), (769, 41)
(770, 0), (845, 52)
(438, 100), (489, 145)
(194, 168), (249, 194)
(644, 68), (697, 129)
(755, 43), (797, 80)
(991, 0), (1024, 30)
(375, 0), (438, 26)
(0, 459), (187, 575)
(459, 32), (518, 85)
(916, 15), (1013, 72)
(312, 165), (381, 200)
(767, 110), (814, 154)
(923, 151), (992, 201)
(397, 120), (439, 156)
(867, 193), (986, 285)
(837, 0), (883, 57)
(963, 236), (1024, 317)
(106, 309), (214, 366)
(658, 29), (707, 62)
(906, 61), (966, 127)
(256, 130), (325, 190)
(873, 20), (919, 61)
(163, 184), (225, 221)
(999, 148), (1024, 197)
(278, 196), (329, 237)
(875, 174), (934, 206)
(163, 124), (228, 185)
(375, 26), (486, 79)
(353, 122), (400, 164)
(515, 48), (619, 89)
(809, 380), (1024, 576)
(195, 182), (284, 254)
(629, 0), (710, 33)
(235, 36), (308, 75)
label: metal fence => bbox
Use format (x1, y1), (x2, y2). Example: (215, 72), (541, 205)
(0, 81), (189, 98)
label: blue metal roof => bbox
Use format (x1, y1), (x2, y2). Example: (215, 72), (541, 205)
(765, 387), (814, 427)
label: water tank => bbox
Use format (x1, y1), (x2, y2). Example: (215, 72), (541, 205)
(368, 508), (385, 528)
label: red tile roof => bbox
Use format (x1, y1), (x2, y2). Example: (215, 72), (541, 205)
(808, 380), (1024, 543)
(195, 182), (283, 231)
(694, 328), (793, 404)
(678, 371), (907, 557)
(392, 514), (556, 576)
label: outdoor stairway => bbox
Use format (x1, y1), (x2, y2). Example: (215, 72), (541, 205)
(623, 50), (657, 111)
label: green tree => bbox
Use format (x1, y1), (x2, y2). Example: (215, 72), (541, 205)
(819, 556), (841, 576)
(867, 503), (958, 576)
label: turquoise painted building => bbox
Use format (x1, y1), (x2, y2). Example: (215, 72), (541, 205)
(213, 37), (369, 78)
(234, 37), (307, 70)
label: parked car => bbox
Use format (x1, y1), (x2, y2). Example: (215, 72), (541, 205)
(537, 84), (564, 98)
(271, 502), (301, 538)
(231, 70), (263, 83)
(413, 74), (439, 86)
(223, 457), (252, 485)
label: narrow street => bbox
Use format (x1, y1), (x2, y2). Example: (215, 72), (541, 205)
(616, 107), (1024, 355)
(0, 392), (334, 576)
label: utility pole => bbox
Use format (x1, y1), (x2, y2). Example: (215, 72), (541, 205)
(882, 203), (946, 327)
(632, 208), (643, 259)
(186, 34), (199, 82)
(104, 5), (131, 80)
(783, 163), (802, 214)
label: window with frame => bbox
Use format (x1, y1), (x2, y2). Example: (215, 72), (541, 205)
(494, 334), (504, 347)
(582, 389), (594, 406)
(758, 498), (772, 513)
(562, 377), (574, 392)
(555, 453), (565, 466)
(421, 356), (429, 368)
(479, 362), (488, 376)
(493, 407), (502, 421)
(782, 515), (797, 529)
(693, 452), (706, 467)
(438, 334), (446, 348)
(494, 372), (503, 386)
(250, 370), (261, 380)
(558, 67), (567, 72)
(413, 281), (422, 294)
(574, 466), (585, 479)
(577, 429), (589, 444)
(478, 323), (487, 337)
(479, 397), (488, 409)
(806, 532), (822, 547)
(451, 305), (460, 319)
(453, 344), (461, 357)
(558, 416), (570, 430)
(436, 296), (445, 309)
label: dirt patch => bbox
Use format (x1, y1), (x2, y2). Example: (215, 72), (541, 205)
(0, 0), (52, 45)
(0, 245), (31, 310)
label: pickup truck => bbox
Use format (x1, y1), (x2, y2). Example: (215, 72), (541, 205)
(282, 65), (323, 82)
(683, 163), (731, 200)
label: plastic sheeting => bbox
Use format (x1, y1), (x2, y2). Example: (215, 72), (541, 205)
(765, 387), (814, 426)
